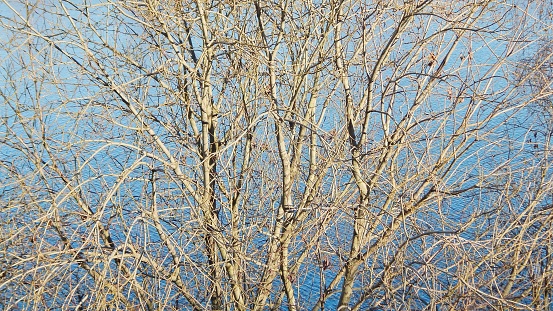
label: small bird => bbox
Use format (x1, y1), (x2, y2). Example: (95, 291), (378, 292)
(428, 52), (437, 67)
(321, 256), (331, 270)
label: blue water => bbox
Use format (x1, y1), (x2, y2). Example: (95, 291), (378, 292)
(2, 1), (553, 310)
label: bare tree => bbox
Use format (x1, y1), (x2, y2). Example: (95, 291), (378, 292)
(1, 0), (552, 310)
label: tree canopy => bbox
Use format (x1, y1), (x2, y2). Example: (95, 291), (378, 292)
(1, 0), (553, 310)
